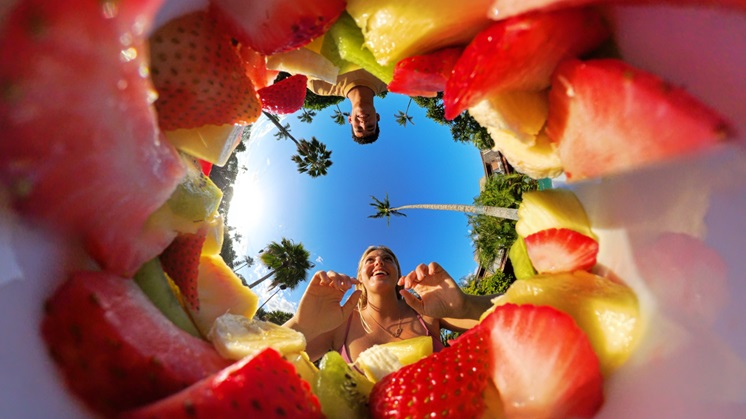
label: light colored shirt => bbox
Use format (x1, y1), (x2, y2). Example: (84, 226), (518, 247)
(307, 69), (387, 98)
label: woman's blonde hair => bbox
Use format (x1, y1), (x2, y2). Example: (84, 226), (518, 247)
(356, 245), (404, 313)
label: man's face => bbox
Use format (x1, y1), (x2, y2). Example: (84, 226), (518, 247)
(348, 106), (380, 138)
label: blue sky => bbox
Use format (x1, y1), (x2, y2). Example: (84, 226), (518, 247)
(226, 93), (486, 313)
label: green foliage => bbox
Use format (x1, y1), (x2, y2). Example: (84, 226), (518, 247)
(209, 140), (248, 269)
(254, 238), (314, 291)
(304, 89), (345, 111)
(254, 308), (294, 325)
(462, 271), (514, 296)
(469, 173), (538, 266)
(411, 94), (491, 149)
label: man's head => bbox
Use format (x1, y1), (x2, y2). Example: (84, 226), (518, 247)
(348, 104), (380, 144)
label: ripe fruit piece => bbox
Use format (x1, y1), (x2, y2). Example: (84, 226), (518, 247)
(236, 44), (278, 90)
(0, 0), (185, 278)
(378, 335), (434, 367)
(267, 47), (340, 84)
(160, 228), (207, 311)
(444, 7), (609, 119)
(285, 351), (320, 385)
(323, 12), (395, 83)
(201, 211), (225, 256)
(149, 11), (261, 131)
(516, 189), (595, 239)
(258, 74), (309, 115)
(546, 58), (732, 181)
(355, 336), (434, 382)
(164, 125), (247, 167)
(486, 272), (641, 376)
(369, 326), (492, 418)
(210, 0), (346, 55)
(208, 313), (307, 361)
(524, 227), (599, 273)
(387, 47), (463, 97)
(470, 90), (550, 143)
(121, 348), (324, 419)
(134, 258), (201, 338)
(474, 123), (563, 179)
(509, 236), (537, 280)
(313, 351), (375, 419)
(188, 254), (259, 337)
(41, 271), (230, 417)
(346, 0), (494, 65)
(482, 304), (604, 418)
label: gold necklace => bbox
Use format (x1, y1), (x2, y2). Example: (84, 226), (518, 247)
(364, 309), (403, 338)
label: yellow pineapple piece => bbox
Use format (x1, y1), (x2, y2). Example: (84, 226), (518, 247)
(355, 336), (433, 382)
(286, 351), (320, 385)
(200, 211), (224, 256)
(208, 313), (306, 360)
(482, 271), (642, 376)
(516, 189), (595, 239)
(267, 47), (340, 84)
(163, 124), (246, 166)
(470, 91), (549, 144)
(188, 255), (258, 336)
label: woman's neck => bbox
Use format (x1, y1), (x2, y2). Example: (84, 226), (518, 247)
(364, 293), (403, 322)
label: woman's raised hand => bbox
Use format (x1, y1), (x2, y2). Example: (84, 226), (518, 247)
(290, 270), (362, 339)
(398, 262), (467, 319)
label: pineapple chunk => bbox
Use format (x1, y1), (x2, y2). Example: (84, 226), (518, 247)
(188, 255), (258, 336)
(164, 124), (246, 166)
(483, 271), (642, 376)
(355, 336), (433, 382)
(266, 47), (340, 84)
(208, 313), (306, 360)
(286, 351), (320, 384)
(470, 91), (549, 144)
(516, 189), (595, 239)
(347, 0), (494, 65)
(200, 211), (224, 256)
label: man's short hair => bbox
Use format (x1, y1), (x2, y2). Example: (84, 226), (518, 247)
(352, 124), (380, 145)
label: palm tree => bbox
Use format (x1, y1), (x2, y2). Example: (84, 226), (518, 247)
(369, 193), (519, 225)
(330, 104), (348, 126)
(233, 255), (254, 270)
(297, 109), (316, 123)
(264, 111), (333, 177)
(248, 238), (314, 291)
(395, 98), (415, 127)
(291, 137), (333, 178)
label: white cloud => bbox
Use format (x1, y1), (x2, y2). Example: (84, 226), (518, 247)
(315, 255), (324, 264)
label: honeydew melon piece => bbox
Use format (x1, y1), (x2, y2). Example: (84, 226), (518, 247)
(164, 124), (246, 166)
(482, 271), (642, 376)
(324, 12), (394, 83)
(187, 254), (259, 336)
(266, 47), (340, 84)
(346, 0), (494, 66)
(516, 189), (595, 239)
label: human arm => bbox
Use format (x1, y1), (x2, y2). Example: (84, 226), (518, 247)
(398, 262), (497, 332)
(283, 270), (362, 355)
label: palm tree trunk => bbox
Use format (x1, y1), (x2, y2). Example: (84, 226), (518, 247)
(263, 111), (307, 151)
(247, 269), (277, 289)
(391, 204), (519, 220)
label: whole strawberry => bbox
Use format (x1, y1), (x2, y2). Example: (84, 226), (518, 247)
(258, 73), (309, 114)
(369, 326), (492, 418)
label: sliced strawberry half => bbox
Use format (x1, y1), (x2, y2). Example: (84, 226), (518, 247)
(443, 7), (609, 120)
(524, 227), (599, 273)
(370, 324), (493, 418)
(41, 271), (231, 417)
(0, 0), (185, 277)
(122, 348), (323, 419)
(387, 47), (464, 97)
(546, 58), (732, 181)
(160, 228), (207, 311)
(210, 0), (346, 55)
(236, 43), (279, 90)
(482, 304), (604, 419)
(258, 74), (309, 115)
(149, 11), (261, 131)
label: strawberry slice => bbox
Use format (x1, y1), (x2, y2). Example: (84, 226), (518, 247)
(546, 58), (732, 181)
(370, 325), (493, 418)
(210, 0), (346, 55)
(122, 348), (323, 419)
(258, 74), (309, 115)
(443, 7), (609, 120)
(524, 227), (599, 273)
(236, 44), (280, 90)
(41, 271), (231, 417)
(149, 11), (261, 131)
(160, 228), (208, 311)
(482, 304), (604, 419)
(387, 47), (464, 97)
(0, 0), (185, 278)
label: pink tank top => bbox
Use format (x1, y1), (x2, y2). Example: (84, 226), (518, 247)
(338, 311), (446, 364)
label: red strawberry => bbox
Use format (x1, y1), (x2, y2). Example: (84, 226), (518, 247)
(370, 325), (493, 418)
(160, 228), (207, 310)
(210, 0), (346, 55)
(443, 7), (609, 120)
(237, 43), (280, 90)
(198, 159), (213, 176)
(524, 227), (599, 273)
(486, 0), (746, 22)
(387, 47), (464, 98)
(122, 348), (324, 419)
(482, 304), (604, 419)
(41, 271), (231, 417)
(258, 74), (309, 115)
(0, 0), (185, 278)
(149, 11), (262, 131)
(545, 58), (732, 181)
